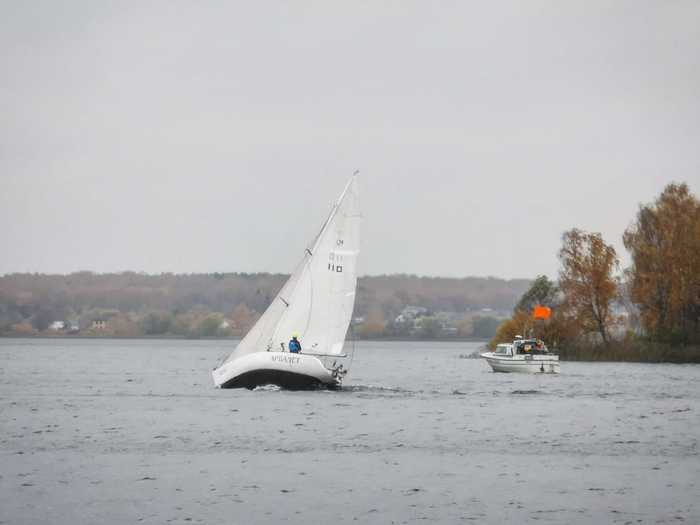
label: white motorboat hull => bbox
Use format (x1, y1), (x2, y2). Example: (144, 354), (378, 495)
(480, 352), (560, 374)
(212, 352), (341, 389)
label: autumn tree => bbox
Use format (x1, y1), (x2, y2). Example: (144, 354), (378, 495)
(196, 313), (225, 338)
(456, 315), (474, 338)
(418, 317), (443, 338)
(490, 278), (578, 350)
(623, 183), (700, 343)
(356, 308), (386, 338)
(140, 311), (173, 335)
(490, 310), (575, 348)
(31, 307), (56, 331)
(515, 275), (558, 313)
(558, 229), (619, 344)
(110, 313), (142, 337)
(230, 303), (257, 336)
(491, 310), (531, 349)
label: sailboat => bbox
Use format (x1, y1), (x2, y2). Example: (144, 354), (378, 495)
(212, 175), (361, 389)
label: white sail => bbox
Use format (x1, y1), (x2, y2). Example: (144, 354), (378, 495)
(223, 175), (360, 363)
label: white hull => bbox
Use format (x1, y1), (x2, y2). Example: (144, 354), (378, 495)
(481, 352), (560, 374)
(212, 352), (341, 389)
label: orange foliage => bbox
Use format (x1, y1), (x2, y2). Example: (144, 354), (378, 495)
(623, 183), (700, 342)
(355, 308), (386, 338)
(230, 303), (258, 336)
(559, 229), (619, 344)
(10, 322), (37, 335)
(490, 308), (579, 350)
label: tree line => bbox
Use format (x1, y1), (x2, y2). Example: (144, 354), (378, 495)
(0, 272), (528, 339)
(492, 182), (700, 361)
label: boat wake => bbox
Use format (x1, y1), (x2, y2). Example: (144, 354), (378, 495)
(510, 389), (543, 395)
(252, 384), (282, 392)
(343, 385), (478, 398)
(244, 383), (478, 398)
(342, 384), (417, 396)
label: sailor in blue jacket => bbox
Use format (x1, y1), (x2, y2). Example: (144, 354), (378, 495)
(289, 334), (302, 353)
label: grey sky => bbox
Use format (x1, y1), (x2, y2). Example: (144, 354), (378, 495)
(2, 2), (698, 279)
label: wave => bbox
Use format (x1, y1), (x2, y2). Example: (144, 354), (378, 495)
(343, 384), (418, 396)
(252, 384), (282, 392)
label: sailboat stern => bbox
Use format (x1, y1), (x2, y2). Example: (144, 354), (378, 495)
(212, 352), (341, 390)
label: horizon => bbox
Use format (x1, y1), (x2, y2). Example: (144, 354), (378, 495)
(0, 269), (532, 282)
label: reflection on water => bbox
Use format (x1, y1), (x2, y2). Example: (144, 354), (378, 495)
(1, 338), (698, 524)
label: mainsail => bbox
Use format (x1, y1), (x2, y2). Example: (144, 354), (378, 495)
(223, 175), (360, 364)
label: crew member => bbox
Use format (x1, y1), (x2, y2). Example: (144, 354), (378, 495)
(289, 334), (302, 353)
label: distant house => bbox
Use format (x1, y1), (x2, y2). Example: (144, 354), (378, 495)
(91, 319), (107, 330)
(394, 306), (430, 324)
(404, 306), (429, 317)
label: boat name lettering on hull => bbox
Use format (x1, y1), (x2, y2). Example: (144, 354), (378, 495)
(271, 355), (301, 365)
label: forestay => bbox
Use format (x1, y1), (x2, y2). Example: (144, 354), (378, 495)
(223, 175), (360, 363)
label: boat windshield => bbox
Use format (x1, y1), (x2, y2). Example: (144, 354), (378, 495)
(495, 344), (512, 356)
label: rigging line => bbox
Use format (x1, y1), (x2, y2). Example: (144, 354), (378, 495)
(217, 351), (229, 368)
(308, 174), (353, 255)
(348, 320), (357, 371)
(272, 249), (312, 341)
(303, 257), (313, 337)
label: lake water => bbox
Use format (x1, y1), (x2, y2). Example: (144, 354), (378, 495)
(1, 338), (698, 524)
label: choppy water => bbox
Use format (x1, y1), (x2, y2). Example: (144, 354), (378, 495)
(1, 338), (698, 524)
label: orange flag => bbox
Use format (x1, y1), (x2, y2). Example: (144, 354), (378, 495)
(533, 305), (551, 320)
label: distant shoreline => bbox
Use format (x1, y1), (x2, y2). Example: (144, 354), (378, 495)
(0, 334), (490, 343)
(2, 335), (699, 364)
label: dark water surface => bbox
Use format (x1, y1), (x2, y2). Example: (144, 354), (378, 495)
(1, 338), (698, 524)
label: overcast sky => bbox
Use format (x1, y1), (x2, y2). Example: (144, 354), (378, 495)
(2, 1), (698, 279)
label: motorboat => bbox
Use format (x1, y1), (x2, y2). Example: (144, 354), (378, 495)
(481, 337), (560, 374)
